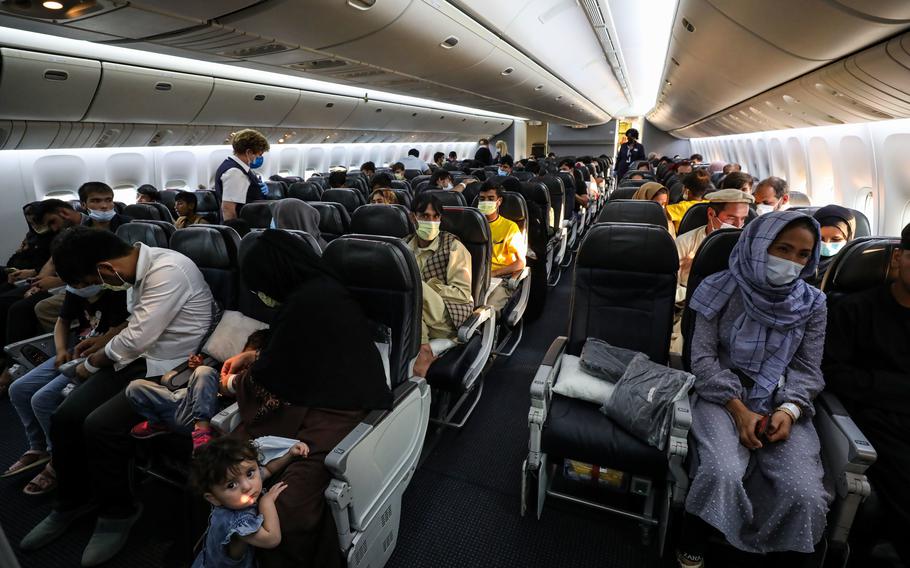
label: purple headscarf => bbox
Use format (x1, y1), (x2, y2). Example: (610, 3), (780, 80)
(689, 210), (826, 400)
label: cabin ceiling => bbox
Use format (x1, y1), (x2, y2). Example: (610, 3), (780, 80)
(0, 0), (640, 127)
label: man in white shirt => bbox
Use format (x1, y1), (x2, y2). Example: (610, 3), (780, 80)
(752, 176), (790, 215)
(676, 189), (753, 303)
(21, 227), (214, 566)
(399, 148), (430, 173)
(214, 129), (270, 221)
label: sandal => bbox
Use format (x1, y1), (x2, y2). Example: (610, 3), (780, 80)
(23, 464), (56, 496)
(1, 450), (50, 478)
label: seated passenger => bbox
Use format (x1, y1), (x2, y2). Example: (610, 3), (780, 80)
(628, 172), (645, 181)
(432, 152), (446, 170)
(125, 330), (269, 451)
(78, 182), (131, 233)
(359, 161), (375, 179)
(404, 193), (473, 377)
(676, 189), (753, 302)
(632, 182), (676, 236)
(371, 172), (393, 191)
(224, 229), (391, 566)
(4, 285), (128, 495)
(679, 211), (829, 567)
(719, 171), (753, 193)
(429, 169), (473, 193)
(269, 199), (327, 251)
(328, 170), (347, 189)
(690, 153), (703, 165)
(20, 227), (214, 565)
(448, 151), (458, 163)
(666, 170), (712, 231)
(752, 176), (790, 215)
(369, 189), (398, 205)
(822, 222), (910, 565)
(174, 191), (210, 229)
(400, 148), (429, 173)
(391, 161), (407, 181)
(807, 205), (855, 287)
(2, 203), (53, 295)
(190, 437), (306, 568)
(497, 155), (514, 177)
(478, 181), (526, 312)
(135, 184), (160, 204)
(559, 159), (588, 210)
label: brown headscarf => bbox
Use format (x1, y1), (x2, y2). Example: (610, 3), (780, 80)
(632, 182), (668, 201)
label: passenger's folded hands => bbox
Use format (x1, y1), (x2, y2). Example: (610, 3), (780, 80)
(765, 410), (793, 443)
(188, 354), (205, 369)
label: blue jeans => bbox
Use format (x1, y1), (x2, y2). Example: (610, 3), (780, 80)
(124, 366), (220, 433)
(8, 357), (71, 453)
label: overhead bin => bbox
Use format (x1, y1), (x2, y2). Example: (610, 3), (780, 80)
(281, 91), (358, 129)
(85, 63), (214, 124)
(0, 48), (101, 121)
(192, 78), (299, 126)
(63, 5), (199, 40)
(338, 101), (398, 132)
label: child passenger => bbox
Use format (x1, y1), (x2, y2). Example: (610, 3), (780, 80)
(190, 437), (308, 568)
(125, 330), (269, 451)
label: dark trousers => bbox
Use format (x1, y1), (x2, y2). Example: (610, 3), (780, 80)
(50, 359), (146, 518)
(6, 291), (49, 346)
(0, 285), (27, 350)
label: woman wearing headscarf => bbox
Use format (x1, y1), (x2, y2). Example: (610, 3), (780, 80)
(808, 205), (856, 288)
(632, 182), (676, 237)
(222, 230), (392, 567)
(677, 211), (830, 568)
(268, 198), (328, 251)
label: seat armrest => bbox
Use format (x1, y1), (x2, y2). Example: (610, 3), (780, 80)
(816, 391), (877, 474)
(528, 337), (567, 470)
(211, 402), (241, 434)
(505, 267), (531, 291)
(666, 396), (692, 506)
(457, 305), (494, 343)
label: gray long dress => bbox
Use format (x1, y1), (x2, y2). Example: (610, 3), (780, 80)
(685, 292), (831, 554)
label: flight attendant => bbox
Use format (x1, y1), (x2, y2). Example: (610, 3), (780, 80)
(615, 128), (646, 180)
(215, 129), (270, 221)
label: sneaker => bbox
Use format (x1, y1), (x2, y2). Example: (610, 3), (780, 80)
(677, 551), (704, 568)
(20, 502), (98, 550)
(191, 427), (215, 453)
(81, 503), (144, 566)
(129, 421), (170, 440)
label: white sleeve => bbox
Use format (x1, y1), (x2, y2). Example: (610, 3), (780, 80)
(221, 168), (249, 204)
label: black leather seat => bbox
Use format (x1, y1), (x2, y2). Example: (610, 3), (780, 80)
(238, 201), (273, 229)
(791, 206), (872, 238)
(404, 169), (422, 181)
(423, 190), (466, 208)
(158, 190), (179, 219)
(597, 199), (668, 228)
(263, 180), (286, 200)
(678, 202), (757, 236)
(323, 188), (366, 215)
(288, 181), (323, 202)
(512, 171), (534, 182)
(820, 236), (900, 299)
(323, 235), (422, 388)
(134, 220), (176, 243)
(171, 225), (241, 310)
(310, 201), (351, 241)
(350, 204), (414, 238)
(123, 202), (172, 222)
(390, 180), (411, 192)
(389, 188), (412, 209)
(617, 179), (648, 189)
(115, 221), (170, 248)
(414, 180), (431, 194)
(308, 176), (329, 191)
(345, 174), (369, 197)
(538, 175), (565, 231)
(195, 191), (220, 224)
(609, 187), (640, 200)
(679, 229), (741, 370)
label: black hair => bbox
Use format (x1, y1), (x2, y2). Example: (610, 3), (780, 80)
(52, 226), (134, 285)
(499, 155), (514, 168)
(478, 138), (489, 145)
(78, 182), (114, 203)
(756, 176), (789, 199)
(412, 191), (444, 217)
(360, 161), (375, 173)
(690, 153), (703, 161)
(244, 329), (271, 351)
(223, 218), (251, 238)
(525, 161), (540, 175)
(371, 172), (392, 189)
(241, 229), (334, 303)
(391, 162), (405, 172)
(625, 128), (639, 141)
(136, 184), (160, 202)
(33, 199), (74, 224)
(175, 191), (197, 211)
(190, 437), (260, 495)
(558, 159), (574, 170)
(448, 151), (457, 159)
(682, 170), (711, 198)
(479, 179), (503, 198)
(433, 152), (445, 163)
(430, 169), (452, 186)
(901, 222), (910, 250)
(328, 171), (347, 188)
(720, 172), (753, 190)
(408, 148), (419, 157)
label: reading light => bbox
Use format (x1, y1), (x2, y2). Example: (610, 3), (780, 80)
(43, 1), (64, 8)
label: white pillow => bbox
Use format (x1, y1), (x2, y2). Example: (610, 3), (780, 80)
(551, 354), (616, 405)
(203, 310), (269, 362)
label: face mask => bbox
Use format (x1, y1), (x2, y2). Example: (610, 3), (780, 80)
(711, 215), (737, 231)
(249, 155), (264, 169)
(256, 291), (280, 308)
(755, 203), (776, 216)
(269, 218), (277, 230)
(416, 220), (440, 242)
(820, 241), (845, 257)
(394, 172), (405, 180)
(97, 264), (132, 292)
(477, 200), (497, 215)
(66, 284), (103, 298)
(497, 168), (508, 176)
(766, 255), (805, 286)
(443, 183), (454, 191)
(88, 208), (116, 222)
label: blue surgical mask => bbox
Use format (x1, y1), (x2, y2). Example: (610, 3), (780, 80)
(820, 241), (845, 257)
(88, 209), (116, 222)
(250, 155), (264, 169)
(497, 168), (508, 176)
(269, 217), (277, 230)
(766, 255), (804, 286)
(66, 284), (103, 298)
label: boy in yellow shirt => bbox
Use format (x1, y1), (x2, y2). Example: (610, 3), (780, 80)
(478, 182), (526, 312)
(666, 169), (712, 231)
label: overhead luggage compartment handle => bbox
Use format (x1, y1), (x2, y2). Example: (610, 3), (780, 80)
(155, 82), (173, 91)
(43, 70), (68, 81)
(254, 94), (266, 101)
(346, 0), (376, 10)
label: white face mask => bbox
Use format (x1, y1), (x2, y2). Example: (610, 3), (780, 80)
(766, 255), (805, 286)
(755, 203), (776, 216)
(443, 183), (454, 191)
(88, 208), (116, 222)
(820, 241), (845, 257)
(711, 215), (738, 232)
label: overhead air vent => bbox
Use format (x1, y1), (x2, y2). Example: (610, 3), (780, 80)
(347, 0), (376, 11)
(290, 58), (349, 71)
(681, 18), (695, 32)
(229, 43), (293, 58)
(440, 36), (459, 49)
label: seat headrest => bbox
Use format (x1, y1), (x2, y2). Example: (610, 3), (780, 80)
(689, 228), (741, 285)
(115, 222), (169, 248)
(310, 201), (350, 234)
(133, 220), (175, 242)
(576, 223), (678, 274)
(195, 191), (219, 210)
(519, 181), (551, 208)
(264, 180), (285, 200)
(441, 206), (489, 246)
(389, 188), (412, 209)
(288, 181), (323, 202)
(792, 205), (872, 238)
(123, 203), (165, 221)
(597, 199), (667, 228)
(610, 187), (640, 200)
(823, 237), (899, 294)
(170, 225), (240, 269)
(238, 201), (273, 229)
(423, 189), (466, 208)
(788, 191), (812, 207)
(324, 235), (419, 291)
(323, 188), (364, 213)
(350, 204), (414, 239)
(499, 191), (527, 227)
